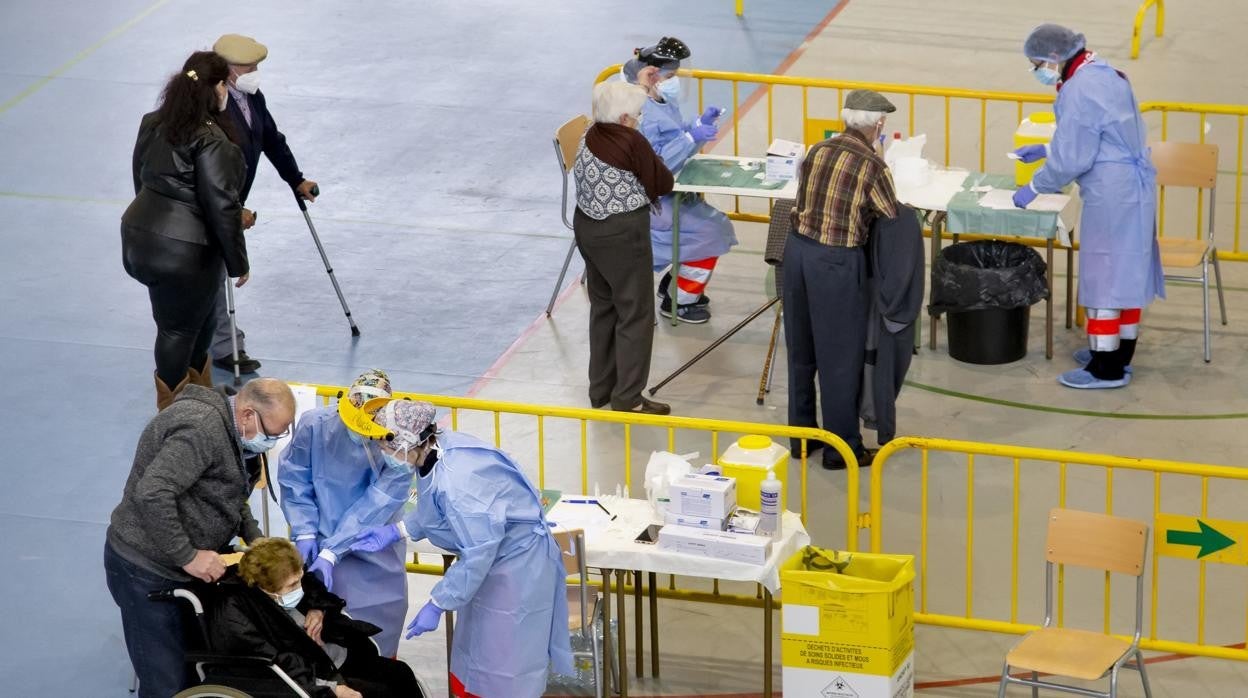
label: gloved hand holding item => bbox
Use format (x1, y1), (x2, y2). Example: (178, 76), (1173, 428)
(351, 524), (402, 553)
(308, 555), (335, 592)
(295, 538), (319, 564)
(699, 106), (723, 125)
(689, 122), (718, 144)
(405, 600), (444, 638)
(1013, 184), (1039, 209)
(1013, 144), (1048, 164)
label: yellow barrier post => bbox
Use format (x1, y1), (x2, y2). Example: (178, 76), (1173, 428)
(1131, 0), (1165, 60)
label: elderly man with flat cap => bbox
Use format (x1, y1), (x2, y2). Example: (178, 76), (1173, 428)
(209, 33), (319, 375)
(783, 88), (900, 471)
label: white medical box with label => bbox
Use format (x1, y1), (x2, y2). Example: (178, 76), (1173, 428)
(765, 138), (806, 181)
(657, 525), (772, 565)
(669, 473), (736, 520)
(664, 511), (729, 530)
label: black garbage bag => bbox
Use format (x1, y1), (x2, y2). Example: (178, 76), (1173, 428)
(928, 240), (1048, 316)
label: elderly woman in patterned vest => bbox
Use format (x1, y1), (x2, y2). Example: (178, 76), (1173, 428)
(572, 81), (674, 415)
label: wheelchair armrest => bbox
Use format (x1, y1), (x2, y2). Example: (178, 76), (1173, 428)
(186, 652), (275, 668)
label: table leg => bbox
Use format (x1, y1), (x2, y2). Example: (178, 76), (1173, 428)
(648, 572), (659, 678)
(1065, 243), (1074, 329)
(764, 588), (774, 698)
(616, 570), (629, 696)
(1045, 239), (1054, 360)
(601, 570), (614, 696)
(441, 555), (455, 688)
(633, 571), (643, 679)
(669, 195), (681, 327)
(928, 213), (945, 351)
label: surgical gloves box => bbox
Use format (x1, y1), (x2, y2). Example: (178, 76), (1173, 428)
(665, 511), (728, 531)
(669, 473), (736, 520)
(766, 139), (806, 181)
(658, 525), (772, 565)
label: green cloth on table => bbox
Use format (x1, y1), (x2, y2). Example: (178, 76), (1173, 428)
(676, 158), (789, 190)
(944, 172), (1062, 240)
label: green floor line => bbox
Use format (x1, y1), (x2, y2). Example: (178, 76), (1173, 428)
(903, 379), (1248, 420)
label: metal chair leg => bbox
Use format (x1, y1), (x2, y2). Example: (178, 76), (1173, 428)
(995, 663), (1010, 698)
(547, 239), (579, 316)
(1031, 671), (1039, 698)
(1136, 650), (1153, 698)
(1202, 258), (1212, 363)
(1212, 252), (1227, 324)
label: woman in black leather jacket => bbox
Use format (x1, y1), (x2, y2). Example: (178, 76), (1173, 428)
(122, 50), (248, 409)
(210, 538), (423, 698)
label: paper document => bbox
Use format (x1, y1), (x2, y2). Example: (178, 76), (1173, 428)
(978, 188), (1068, 212)
(548, 500), (614, 533)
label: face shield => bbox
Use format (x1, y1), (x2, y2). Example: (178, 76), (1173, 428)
(631, 36), (693, 105)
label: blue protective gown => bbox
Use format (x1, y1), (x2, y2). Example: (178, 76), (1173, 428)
(1030, 60), (1164, 310)
(641, 96), (738, 269)
(277, 406), (411, 656)
(402, 431), (573, 698)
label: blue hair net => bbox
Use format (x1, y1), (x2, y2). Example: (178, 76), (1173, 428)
(1023, 24), (1086, 63)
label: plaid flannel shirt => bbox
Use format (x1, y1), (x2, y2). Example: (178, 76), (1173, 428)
(790, 128), (899, 247)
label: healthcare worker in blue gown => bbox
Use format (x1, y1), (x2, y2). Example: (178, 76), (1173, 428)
(1012, 24), (1164, 390)
(277, 369), (411, 656)
(623, 36), (737, 324)
(351, 399), (573, 698)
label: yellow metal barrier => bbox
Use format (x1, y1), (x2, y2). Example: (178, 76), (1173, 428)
(594, 66), (1248, 261)
(1131, 0), (1165, 60)
(869, 436), (1248, 662)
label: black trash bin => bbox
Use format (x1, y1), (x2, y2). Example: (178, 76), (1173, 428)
(929, 240), (1048, 365)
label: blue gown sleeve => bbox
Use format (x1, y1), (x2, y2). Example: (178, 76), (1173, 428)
(641, 114), (699, 173)
(276, 414), (320, 540)
(1030, 89), (1102, 194)
(319, 461), (412, 558)
(428, 494), (508, 612)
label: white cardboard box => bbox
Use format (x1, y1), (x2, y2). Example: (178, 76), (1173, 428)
(766, 138), (806, 181)
(782, 652), (914, 698)
(665, 510), (729, 530)
(658, 524), (772, 565)
(669, 473), (737, 519)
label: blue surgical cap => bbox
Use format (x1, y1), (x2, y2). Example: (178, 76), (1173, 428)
(1023, 23), (1086, 63)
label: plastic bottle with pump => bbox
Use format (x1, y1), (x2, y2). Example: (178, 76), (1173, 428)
(759, 470), (782, 538)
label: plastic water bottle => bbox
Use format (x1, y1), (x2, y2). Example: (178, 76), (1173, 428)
(759, 470), (782, 538)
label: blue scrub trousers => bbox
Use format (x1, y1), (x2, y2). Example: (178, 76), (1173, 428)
(104, 541), (191, 698)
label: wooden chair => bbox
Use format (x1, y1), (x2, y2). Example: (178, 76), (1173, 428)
(1152, 141), (1227, 362)
(997, 508), (1152, 698)
(545, 114), (591, 316)
(553, 528), (607, 698)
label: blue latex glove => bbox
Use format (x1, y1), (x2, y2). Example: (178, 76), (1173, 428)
(699, 106), (723, 125)
(352, 524), (402, 553)
(308, 557), (335, 592)
(1013, 144), (1047, 164)
(1013, 184), (1039, 209)
(405, 600), (444, 638)
(689, 122), (718, 144)
(295, 538), (319, 565)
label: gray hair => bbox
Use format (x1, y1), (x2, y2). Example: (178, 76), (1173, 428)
(593, 81), (648, 125)
(239, 377), (295, 415)
(841, 108), (886, 132)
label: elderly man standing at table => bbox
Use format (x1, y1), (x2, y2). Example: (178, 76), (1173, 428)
(783, 89), (900, 471)
(104, 377), (296, 697)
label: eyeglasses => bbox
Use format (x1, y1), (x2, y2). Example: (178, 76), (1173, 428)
(1029, 59), (1046, 71)
(253, 411), (290, 440)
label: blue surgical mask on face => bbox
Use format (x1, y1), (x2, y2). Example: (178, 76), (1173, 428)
(657, 77), (681, 103)
(1034, 66), (1060, 86)
(240, 413), (281, 454)
(277, 587), (304, 609)
(347, 430), (364, 446)
(383, 449), (413, 472)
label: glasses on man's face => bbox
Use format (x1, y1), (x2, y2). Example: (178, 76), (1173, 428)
(253, 411), (290, 440)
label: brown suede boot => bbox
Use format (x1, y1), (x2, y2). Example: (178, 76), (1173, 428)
(155, 372), (191, 411)
(186, 357), (213, 388)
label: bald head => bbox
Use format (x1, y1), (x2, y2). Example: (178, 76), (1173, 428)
(236, 378), (296, 441)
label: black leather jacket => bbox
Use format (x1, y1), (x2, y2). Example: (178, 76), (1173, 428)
(122, 111), (249, 278)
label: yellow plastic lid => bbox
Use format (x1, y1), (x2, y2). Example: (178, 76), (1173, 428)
(738, 435), (773, 450)
(1029, 112), (1055, 124)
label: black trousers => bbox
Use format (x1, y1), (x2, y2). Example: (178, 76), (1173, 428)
(574, 207), (656, 410)
(340, 649), (424, 697)
(782, 232), (869, 464)
(122, 226), (222, 386)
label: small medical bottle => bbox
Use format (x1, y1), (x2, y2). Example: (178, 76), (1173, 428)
(759, 470), (782, 538)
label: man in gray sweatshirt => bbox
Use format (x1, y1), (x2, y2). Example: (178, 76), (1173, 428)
(105, 377), (295, 698)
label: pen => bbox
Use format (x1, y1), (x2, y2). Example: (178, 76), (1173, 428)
(563, 499), (596, 504)
(594, 501), (617, 521)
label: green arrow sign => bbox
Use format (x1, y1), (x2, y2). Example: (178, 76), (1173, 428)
(1165, 520), (1236, 558)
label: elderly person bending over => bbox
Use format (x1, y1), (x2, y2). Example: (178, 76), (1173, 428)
(572, 80), (675, 415)
(783, 89), (900, 471)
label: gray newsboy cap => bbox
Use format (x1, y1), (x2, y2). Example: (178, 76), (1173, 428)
(844, 89), (896, 113)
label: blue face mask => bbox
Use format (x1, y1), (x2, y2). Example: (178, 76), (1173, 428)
(383, 449), (413, 473)
(1034, 66), (1061, 86)
(240, 413), (281, 454)
(276, 587), (304, 610)
(347, 430), (364, 446)
(657, 77), (681, 103)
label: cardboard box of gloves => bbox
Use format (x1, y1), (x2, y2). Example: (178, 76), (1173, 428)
(657, 472), (772, 564)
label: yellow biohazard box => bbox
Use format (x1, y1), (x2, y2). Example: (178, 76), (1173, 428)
(1014, 112), (1057, 186)
(781, 547), (915, 698)
(717, 435), (789, 511)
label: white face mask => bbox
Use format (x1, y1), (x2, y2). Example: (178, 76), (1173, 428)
(235, 71), (261, 95)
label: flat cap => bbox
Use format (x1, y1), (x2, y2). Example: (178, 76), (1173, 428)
(844, 89), (896, 113)
(213, 34), (268, 65)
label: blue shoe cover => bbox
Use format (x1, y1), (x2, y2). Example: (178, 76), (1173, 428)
(1058, 368), (1131, 389)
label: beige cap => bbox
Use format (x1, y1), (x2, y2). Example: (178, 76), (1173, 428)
(213, 34), (268, 65)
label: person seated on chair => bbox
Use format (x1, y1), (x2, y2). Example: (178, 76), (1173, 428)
(212, 538), (423, 698)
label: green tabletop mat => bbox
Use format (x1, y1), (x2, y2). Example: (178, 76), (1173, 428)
(676, 158), (790, 190)
(945, 172), (1063, 240)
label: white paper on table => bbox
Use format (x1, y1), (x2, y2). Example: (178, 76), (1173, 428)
(895, 168), (968, 212)
(548, 500), (614, 534)
(977, 188), (1067, 212)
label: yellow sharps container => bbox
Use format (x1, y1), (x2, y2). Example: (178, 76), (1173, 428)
(718, 435), (788, 511)
(1014, 112), (1057, 186)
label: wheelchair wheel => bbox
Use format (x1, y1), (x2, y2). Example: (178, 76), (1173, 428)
(173, 686), (253, 698)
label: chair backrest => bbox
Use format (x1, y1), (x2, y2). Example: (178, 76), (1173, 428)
(1151, 141), (1218, 189)
(553, 528), (588, 577)
(554, 115), (591, 173)
(1045, 508), (1148, 576)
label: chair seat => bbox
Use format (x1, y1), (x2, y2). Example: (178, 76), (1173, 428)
(1006, 627), (1132, 681)
(1158, 237), (1210, 268)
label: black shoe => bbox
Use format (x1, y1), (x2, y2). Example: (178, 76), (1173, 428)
(822, 449), (877, 471)
(614, 397), (671, 415)
(656, 272), (710, 307)
(214, 351), (261, 374)
(658, 296), (711, 324)
(590, 397), (610, 409)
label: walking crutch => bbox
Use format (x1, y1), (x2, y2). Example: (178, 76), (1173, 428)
(225, 276), (242, 386)
(295, 186), (361, 337)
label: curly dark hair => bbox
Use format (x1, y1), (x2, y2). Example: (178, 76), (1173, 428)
(238, 538), (303, 592)
(155, 50), (236, 146)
